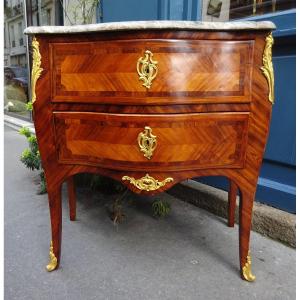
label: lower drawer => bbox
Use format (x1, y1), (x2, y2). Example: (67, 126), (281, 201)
(53, 112), (249, 171)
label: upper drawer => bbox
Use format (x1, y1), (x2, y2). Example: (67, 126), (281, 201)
(50, 39), (254, 105)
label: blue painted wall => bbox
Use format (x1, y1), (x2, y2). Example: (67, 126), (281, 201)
(98, 2), (296, 213)
(102, 0), (159, 22)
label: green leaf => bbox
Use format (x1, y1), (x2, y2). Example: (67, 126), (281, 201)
(26, 101), (33, 111)
(20, 148), (40, 170)
(28, 135), (38, 153)
(152, 199), (171, 218)
(19, 127), (31, 138)
(38, 171), (47, 194)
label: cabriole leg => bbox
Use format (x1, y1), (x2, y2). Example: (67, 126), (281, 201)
(239, 189), (256, 282)
(228, 180), (238, 227)
(46, 184), (62, 272)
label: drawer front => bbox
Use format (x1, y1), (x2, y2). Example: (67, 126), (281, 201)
(51, 39), (253, 104)
(53, 112), (249, 171)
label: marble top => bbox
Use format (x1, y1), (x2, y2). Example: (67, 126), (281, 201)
(24, 20), (276, 35)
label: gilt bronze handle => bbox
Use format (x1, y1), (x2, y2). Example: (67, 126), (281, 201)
(136, 50), (158, 89)
(137, 126), (157, 159)
(122, 174), (173, 192)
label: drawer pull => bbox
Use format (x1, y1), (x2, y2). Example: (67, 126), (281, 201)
(136, 50), (158, 89)
(137, 126), (157, 159)
(122, 174), (173, 191)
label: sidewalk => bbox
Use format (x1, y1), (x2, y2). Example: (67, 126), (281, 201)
(4, 125), (295, 300)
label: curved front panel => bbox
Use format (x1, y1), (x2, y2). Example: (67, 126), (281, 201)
(53, 112), (249, 171)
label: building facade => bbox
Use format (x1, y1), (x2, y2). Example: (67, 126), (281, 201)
(4, 0), (58, 67)
(4, 0), (27, 66)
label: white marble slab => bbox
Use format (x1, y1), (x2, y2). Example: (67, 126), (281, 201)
(24, 20), (275, 35)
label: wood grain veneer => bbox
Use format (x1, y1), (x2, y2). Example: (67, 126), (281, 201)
(28, 27), (274, 282)
(51, 39), (253, 104)
(53, 112), (249, 170)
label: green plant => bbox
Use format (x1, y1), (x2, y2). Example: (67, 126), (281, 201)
(110, 189), (129, 225)
(19, 127), (46, 193)
(152, 199), (171, 217)
(26, 101), (33, 111)
(39, 171), (47, 194)
(19, 126), (31, 138)
(20, 148), (40, 170)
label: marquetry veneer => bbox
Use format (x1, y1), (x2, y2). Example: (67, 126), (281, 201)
(25, 21), (275, 281)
